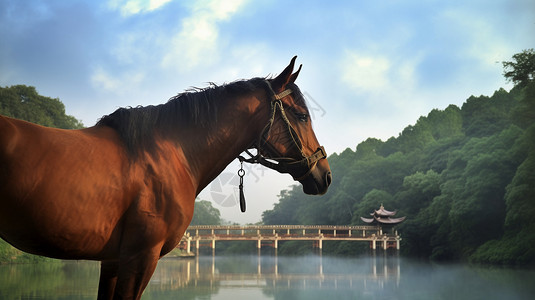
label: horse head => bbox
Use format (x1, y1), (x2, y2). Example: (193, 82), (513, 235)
(254, 57), (332, 195)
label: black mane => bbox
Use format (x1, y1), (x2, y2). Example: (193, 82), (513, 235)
(97, 77), (267, 158)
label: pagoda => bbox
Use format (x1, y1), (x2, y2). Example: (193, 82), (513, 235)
(360, 204), (405, 225)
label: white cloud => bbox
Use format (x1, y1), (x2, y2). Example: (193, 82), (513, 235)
(91, 66), (145, 95)
(340, 49), (421, 96)
(108, 0), (173, 16)
(440, 9), (512, 68)
(341, 51), (391, 93)
(205, 0), (245, 20)
(161, 0), (247, 71)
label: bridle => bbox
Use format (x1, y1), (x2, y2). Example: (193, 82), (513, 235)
(241, 80), (327, 180)
(237, 80), (327, 212)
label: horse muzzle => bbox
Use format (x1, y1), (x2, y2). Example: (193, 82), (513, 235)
(299, 156), (331, 195)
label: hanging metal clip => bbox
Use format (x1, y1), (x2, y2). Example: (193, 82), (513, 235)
(237, 159), (246, 212)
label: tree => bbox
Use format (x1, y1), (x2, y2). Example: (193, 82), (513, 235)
(502, 48), (535, 88)
(426, 105), (463, 140)
(0, 85), (83, 129)
(262, 189), (305, 225)
(190, 200), (221, 225)
(395, 170), (441, 216)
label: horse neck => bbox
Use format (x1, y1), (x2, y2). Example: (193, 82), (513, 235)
(179, 91), (269, 194)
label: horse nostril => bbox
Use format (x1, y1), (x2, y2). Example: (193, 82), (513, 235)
(325, 171), (332, 186)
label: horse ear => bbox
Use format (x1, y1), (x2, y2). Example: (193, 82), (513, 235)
(289, 64), (302, 83)
(272, 56), (297, 90)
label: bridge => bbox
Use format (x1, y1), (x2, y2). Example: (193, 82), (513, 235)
(179, 225), (402, 254)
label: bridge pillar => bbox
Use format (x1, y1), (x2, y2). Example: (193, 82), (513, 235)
(257, 239), (261, 249)
(396, 234), (401, 250)
(187, 239), (191, 253)
(382, 239), (387, 250)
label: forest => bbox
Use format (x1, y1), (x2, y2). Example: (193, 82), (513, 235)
(262, 49), (535, 265)
(1, 50), (534, 265)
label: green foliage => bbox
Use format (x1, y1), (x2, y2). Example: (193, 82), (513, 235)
(511, 80), (535, 128)
(0, 85), (83, 129)
(461, 91), (515, 137)
(262, 189), (305, 225)
(503, 48), (535, 88)
(0, 239), (57, 264)
(190, 199), (222, 225)
(262, 51), (535, 265)
(0, 240), (21, 263)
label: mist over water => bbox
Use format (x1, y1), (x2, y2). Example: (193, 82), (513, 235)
(1, 255), (533, 299)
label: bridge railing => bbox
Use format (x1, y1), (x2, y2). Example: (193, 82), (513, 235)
(187, 225), (382, 230)
(179, 224), (401, 252)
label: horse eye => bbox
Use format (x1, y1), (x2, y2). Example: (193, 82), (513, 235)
(295, 112), (308, 122)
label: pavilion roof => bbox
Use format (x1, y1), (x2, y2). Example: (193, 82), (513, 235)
(361, 204), (405, 225)
(360, 216), (406, 225)
(371, 204), (396, 217)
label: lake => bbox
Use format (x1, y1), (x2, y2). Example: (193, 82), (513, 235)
(1, 254), (534, 299)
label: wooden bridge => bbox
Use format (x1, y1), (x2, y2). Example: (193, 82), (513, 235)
(179, 225), (402, 253)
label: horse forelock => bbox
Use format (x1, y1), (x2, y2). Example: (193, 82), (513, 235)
(284, 82), (309, 113)
(96, 77), (268, 158)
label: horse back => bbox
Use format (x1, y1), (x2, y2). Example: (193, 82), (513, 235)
(0, 115), (134, 257)
(0, 115), (195, 260)
(0, 115), (124, 191)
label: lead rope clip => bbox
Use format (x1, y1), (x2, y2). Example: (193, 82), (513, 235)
(238, 160), (246, 212)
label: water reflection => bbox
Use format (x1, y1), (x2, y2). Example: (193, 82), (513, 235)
(143, 254), (535, 300)
(150, 256), (401, 289)
(0, 260), (99, 299)
(146, 254), (402, 299)
(1, 255), (534, 299)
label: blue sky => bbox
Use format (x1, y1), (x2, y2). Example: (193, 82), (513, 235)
(1, 0), (534, 223)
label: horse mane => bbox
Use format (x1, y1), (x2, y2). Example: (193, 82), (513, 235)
(96, 77), (268, 158)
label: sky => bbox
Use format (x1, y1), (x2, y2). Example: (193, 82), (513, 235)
(1, 0), (534, 224)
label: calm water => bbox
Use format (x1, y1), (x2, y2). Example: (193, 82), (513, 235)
(1, 255), (534, 299)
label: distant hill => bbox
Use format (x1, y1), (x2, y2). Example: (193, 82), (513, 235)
(262, 51), (535, 266)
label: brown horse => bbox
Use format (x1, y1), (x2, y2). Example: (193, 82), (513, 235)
(0, 57), (331, 299)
